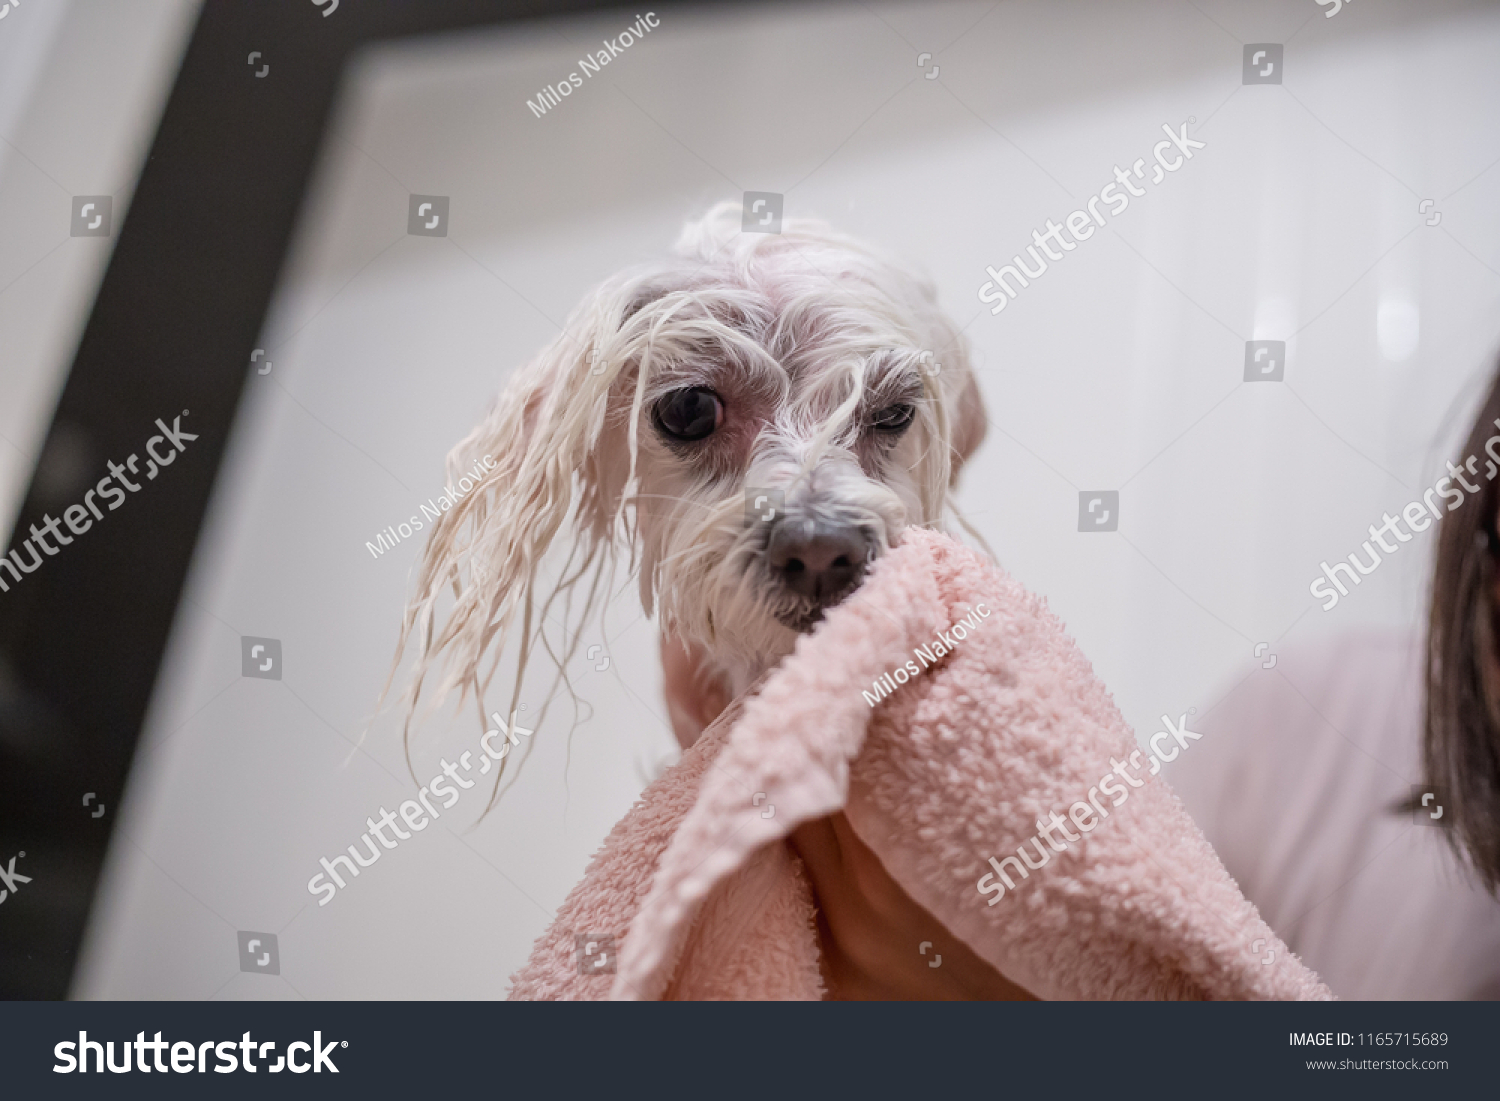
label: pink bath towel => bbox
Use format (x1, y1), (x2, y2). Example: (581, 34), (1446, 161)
(508, 529), (1332, 1000)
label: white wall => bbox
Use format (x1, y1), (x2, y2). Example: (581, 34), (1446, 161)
(4, 0), (1491, 998)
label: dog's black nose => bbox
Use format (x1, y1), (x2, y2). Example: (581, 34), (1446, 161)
(768, 520), (869, 610)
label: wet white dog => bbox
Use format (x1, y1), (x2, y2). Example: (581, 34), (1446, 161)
(396, 200), (986, 729)
(393, 201), (1006, 998)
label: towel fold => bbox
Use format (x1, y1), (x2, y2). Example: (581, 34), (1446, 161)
(508, 528), (1331, 1000)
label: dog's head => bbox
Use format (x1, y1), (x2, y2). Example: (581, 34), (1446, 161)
(398, 202), (986, 716)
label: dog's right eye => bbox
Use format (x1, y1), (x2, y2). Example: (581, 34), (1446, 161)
(652, 387), (722, 442)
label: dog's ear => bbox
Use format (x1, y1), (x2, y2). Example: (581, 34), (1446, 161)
(948, 369), (988, 482)
(395, 274), (651, 717)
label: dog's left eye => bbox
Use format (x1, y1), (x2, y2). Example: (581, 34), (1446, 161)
(871, 403), (915, 433)
(653, 387), (723, 442)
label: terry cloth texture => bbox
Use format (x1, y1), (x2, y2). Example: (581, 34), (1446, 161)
(508, 528), (1332, 1001)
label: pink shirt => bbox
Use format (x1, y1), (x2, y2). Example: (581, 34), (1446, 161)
(1164, 629), (1500, 999)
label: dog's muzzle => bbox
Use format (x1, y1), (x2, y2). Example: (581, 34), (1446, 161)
(766, 518), (873, 631)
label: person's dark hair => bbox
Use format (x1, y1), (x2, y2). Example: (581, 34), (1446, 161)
(1423, 358), (1500, 894)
